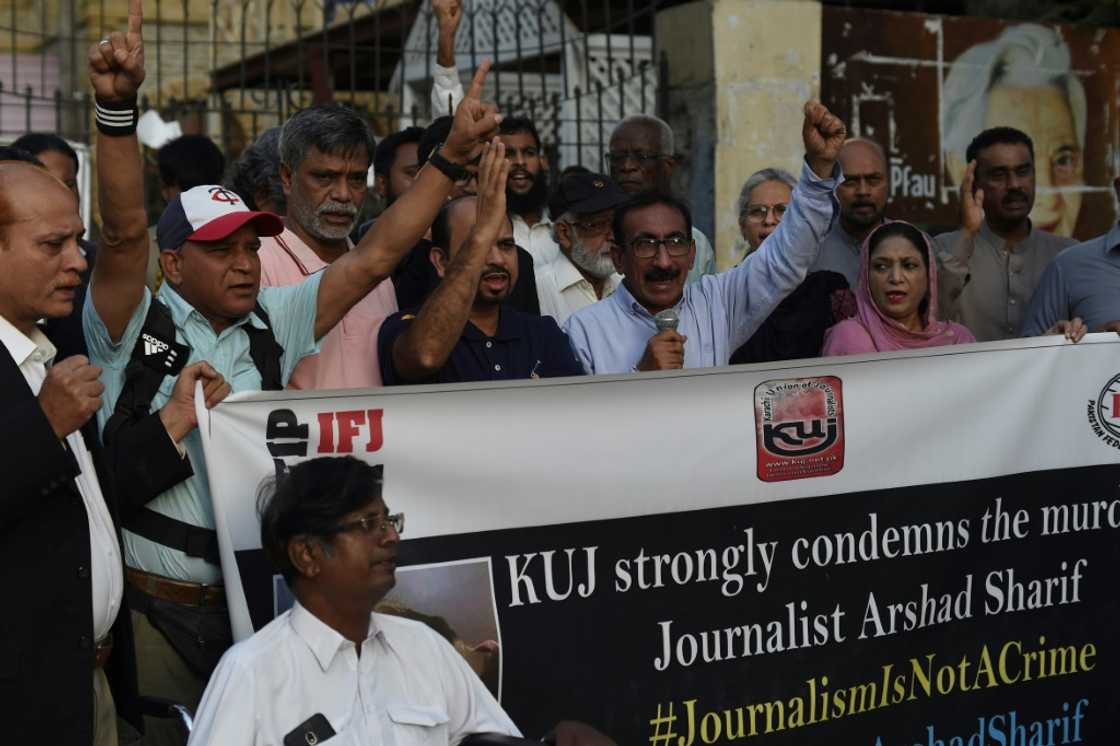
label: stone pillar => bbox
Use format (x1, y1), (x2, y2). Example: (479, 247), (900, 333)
(658, 0), (823, 271)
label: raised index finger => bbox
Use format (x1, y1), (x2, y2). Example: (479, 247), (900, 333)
(128, 0), (143, 36)
(465, 59), (492, 101)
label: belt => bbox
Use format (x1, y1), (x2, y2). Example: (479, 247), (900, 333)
(94, 633), (113, 669)
(126, 567), (226, 608)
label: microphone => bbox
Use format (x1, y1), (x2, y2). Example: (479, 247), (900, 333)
(654, 309), (679, 334)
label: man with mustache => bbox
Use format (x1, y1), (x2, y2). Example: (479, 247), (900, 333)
(258, 103), (399, 390)
(501, 117), (562, 269)
(83, 4), (503, 739)
(564, 102), (845, 374)
(535, 169), (628, 325)
(933, 127), (1075, 341)
(606, 114), (715, 284)
(809, 138), (888, 287)
(379, 140), (583, 384)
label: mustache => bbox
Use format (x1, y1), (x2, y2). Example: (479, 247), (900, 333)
(509, 167), (534, 181)
(316, 200), (358, 217)
(481, 266), (511, 280)
(1002, 190), (1029, 205)
(849, 201), (877, 210)
(644, 267), (681, 283)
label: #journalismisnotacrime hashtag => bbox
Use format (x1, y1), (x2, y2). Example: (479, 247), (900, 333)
(649, 703), (678, 746)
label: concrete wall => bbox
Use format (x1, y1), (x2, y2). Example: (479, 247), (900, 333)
(658, 0), (824, 271)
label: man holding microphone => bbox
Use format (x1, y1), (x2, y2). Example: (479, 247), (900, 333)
(563, 102), (845, 374)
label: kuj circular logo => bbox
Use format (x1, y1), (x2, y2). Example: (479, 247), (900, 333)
(1094, 373), (1120, 440)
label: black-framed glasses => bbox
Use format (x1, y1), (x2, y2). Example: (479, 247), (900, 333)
(604, 151), (666, 169)
(329, 512), (404, 538)
(630, 235), (691, 258)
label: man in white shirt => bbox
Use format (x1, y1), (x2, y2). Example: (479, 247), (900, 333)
(191, 457), (612, 746)
(536, 170), (628, 325)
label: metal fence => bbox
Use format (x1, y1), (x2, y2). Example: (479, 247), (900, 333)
(1, 0), (669, 171)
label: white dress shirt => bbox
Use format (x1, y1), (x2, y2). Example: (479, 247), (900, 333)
(513, 210), (562, 269)
(536, 255), (622, 326)
(189, 602), (521, 746)
(0, 314), (123, 641)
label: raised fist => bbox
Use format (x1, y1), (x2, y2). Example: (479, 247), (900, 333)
(802, 101), (847, 179)
(39, 356), (103, 439)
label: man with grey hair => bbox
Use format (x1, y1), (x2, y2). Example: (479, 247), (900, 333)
(226, 127), (287, 215)
(258, 103), (399, 390)
(605, 114), (716, 283)
(941, 23), (1086, 238)
(808, 138), (889, 286)
(733, 167), (797, 265)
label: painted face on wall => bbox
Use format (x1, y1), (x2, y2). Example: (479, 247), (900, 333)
(983, 84), (1083, 237)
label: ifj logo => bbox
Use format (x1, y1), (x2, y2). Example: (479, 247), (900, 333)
(1087, 373), (1120, 450)
(754, 376), (845, 483)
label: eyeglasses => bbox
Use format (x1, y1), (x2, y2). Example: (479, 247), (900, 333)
(329, 512), (404, 538)
(630, 235), (691, 258)
(569, 216), (613, 237)
(604, 151), (667, 169)
(743, 204), (788, 222)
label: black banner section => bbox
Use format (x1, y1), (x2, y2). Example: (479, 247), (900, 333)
(239, 465), (1120, 744)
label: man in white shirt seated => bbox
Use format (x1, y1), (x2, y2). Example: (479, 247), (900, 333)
(535, 170), (628, 325)
(190, 457), (612, 746)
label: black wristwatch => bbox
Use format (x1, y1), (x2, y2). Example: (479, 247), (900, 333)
(428, 145), (470, 182)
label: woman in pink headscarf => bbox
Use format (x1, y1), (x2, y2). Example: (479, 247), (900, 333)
(821, 221), (975, 355)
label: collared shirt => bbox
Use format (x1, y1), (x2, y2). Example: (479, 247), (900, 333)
(1021, 223), (1120, 336)
(0, 314), (123, 641)
(512, 210), (562, 269)
(563, 161), (838, 374)
(688, 226), (717, 285)
(84, 276), (324, 584)
(535, 254), (622, 327)
(260, 227), (397, 390)
(379, 304), (584, 385)
(808, 220), (866, 287)
(933, 220), (1075, 341)
(189, 602), (520, 746)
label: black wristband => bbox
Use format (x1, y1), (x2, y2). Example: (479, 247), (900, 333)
(428, 145), (469, 183)
(95, 97), (139, 136)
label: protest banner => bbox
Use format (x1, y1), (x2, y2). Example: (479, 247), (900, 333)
(198, 335), (1120, 744)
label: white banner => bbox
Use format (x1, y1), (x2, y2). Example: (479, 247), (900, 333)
(198, 335), (1120, 742)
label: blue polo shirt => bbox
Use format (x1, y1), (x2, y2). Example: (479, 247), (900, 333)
(1021, 223), (1120, 336)
(378, 304), (583, 384)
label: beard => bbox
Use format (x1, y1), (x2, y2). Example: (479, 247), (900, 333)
(290, 191), (359, 241)
(506, 170), (549, 216)
(568, 234), (616, 279)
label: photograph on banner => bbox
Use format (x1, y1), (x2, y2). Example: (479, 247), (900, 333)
(199, 339), (1120, 743)
(821, 7), (1120, 240)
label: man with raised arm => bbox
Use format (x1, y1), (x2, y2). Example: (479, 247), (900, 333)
(564, 103), (846, 374)
(84, 3), (502, 740)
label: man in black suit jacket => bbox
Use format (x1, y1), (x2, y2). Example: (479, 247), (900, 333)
(0, 159), (140, 743)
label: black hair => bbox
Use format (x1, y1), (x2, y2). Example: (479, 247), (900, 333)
(258, 457), (384, 584)
(430, 195), (480, 254)
(867, 221), (930, 267)
(0, 146), (44, 167)
(612, 191), (693, 248)
(965, 127), (1035, 165)
(158, 135), (226, 190)
(374, 126), (425, 179)
(559, 164), (591, 179)
(498, 116), (541, 150)
(279, 103), (375, 172)
(417, 117), (453, 167)
(226, 127), (285, 213)
(11, 133), (78, 174)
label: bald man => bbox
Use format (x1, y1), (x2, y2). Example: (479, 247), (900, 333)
(0, 162), (137, 744)
(809, 138), (889, 285)
(606, 115), (716, 284)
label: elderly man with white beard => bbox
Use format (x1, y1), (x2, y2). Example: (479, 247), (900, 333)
(534, 170), (630, 325)
(258, 104), (399, 389)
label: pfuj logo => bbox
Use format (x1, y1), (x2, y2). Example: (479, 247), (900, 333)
(1087, 373), (1120, 450)
(754, 376), (844, 483)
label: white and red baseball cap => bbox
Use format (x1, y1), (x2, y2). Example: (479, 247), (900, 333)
(157, 184), (284, 251)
